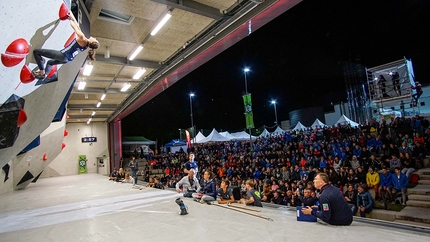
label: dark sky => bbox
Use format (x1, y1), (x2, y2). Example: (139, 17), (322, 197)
(122, 0), (430, 143)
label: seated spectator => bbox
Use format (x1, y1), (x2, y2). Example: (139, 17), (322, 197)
(270, 190), (283, 205)
(357, 185), (373, 217)
(239, 179), (263, 207)
(153, 177), (165, 190)
(176, 170), (200, 197)
(413, 141), (426, 168)
(146, 177), (155, 188)
(400, 152), (415, 178)
(356, 166), (366, 186)
(392, 167), (408, 206)
(109, 169), (118, 181)
(192, 171), (217, 204)
(218, 180), (235, 204)
(122, 172), (135, 184)
(347, 168), (359, 189)
(282, 190), (296, 206)
(344, 184), (358, 215)
(271, 180), (279, 192)
(116, 168), (125, 182)
(297, 188), (317, 206)
(261, 181), (272, 202)
(399, 141), (412, 156)
(378, 167), (393, 202)
(389, 154), (402, 173)
(278, 180), (288, 193)
(368, 154), (382, 171)
(366, 166), (380, 200)
(350, 155), (361, 170)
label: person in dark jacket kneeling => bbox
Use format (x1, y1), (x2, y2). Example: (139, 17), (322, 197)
(302, 173), (353, 225)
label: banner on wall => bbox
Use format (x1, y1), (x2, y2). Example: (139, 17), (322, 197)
(78, 155), (87, 174)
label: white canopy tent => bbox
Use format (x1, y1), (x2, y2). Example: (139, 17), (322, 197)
(192, 131), (206, 143)
(197, 128), (231, 143)
(259, 128), (271, 138)
(271, 126), (285, 136)
(311, 118), (326, 129)
(219, 131), (237, 140)
(230, 131), (258, 140)
(334, 114), (360, 128)
(292, 121), (307, 131)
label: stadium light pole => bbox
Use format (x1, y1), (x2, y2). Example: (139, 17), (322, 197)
(244, 68), (250, 94)
(189, 93), (195, 144)
(271, 100), (278, 126)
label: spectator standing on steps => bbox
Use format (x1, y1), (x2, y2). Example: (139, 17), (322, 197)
(128, 156), (139, 185)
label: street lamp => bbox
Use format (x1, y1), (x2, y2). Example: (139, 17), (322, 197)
(271, 100), (278, 126)
(189, 93), (195, 143)
(244, 68), (250, 94)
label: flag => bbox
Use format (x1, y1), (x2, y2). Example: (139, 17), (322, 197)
(243, 93), (255, 129)
(185, 130), (192, 149)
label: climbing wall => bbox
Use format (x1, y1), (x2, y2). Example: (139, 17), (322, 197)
(0, 0), (88, 191)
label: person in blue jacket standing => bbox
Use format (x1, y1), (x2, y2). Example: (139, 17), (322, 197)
(392, 167), (409, 206)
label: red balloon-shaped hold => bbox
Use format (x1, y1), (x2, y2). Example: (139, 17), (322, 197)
(42, 153), (48, 161)
(59, 3), (69, 20)
(17, 109), (27, 127)
(1, 38), (29, 67)
(64, 33), (75, 47)
(66, 115), (70, 119)
(62, 142), (66, 150)
(64, 130), (69, 137)
(5, 38), (29, 55)
(20, 65), (35, 84)
(46, 65), (57, 78)
(1, 53), (24, 67)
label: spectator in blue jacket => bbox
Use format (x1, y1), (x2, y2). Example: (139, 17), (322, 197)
(357, 185), (373, 217)
(378, 167), (393, 202)
(392, 167), (408, 206)
(192, 171), (217, 204)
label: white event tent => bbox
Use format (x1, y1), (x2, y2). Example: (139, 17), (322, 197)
(197, 128), (230, 143)
(192, 131), (206, 143)
(292, 121), (307, 131)
(311, 118), (326, 129)
(259, 128), (271, 138)
(230, 131), (258, 140)
(271, 126), (285, 136)
(219, 131), (237, 140)
(334, 115), (360, 127)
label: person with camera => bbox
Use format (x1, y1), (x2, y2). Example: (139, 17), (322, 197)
(176, 170), (200, 197)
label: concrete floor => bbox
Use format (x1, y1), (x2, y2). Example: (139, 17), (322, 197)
(0, 174), (428, 242)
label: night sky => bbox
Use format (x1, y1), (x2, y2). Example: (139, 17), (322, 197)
(122, 0), (430, 143)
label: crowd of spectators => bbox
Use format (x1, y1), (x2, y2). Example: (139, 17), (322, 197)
(134, 115), (429, 214)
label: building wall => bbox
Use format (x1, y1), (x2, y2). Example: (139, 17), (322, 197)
(41, 122), (110, 178)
